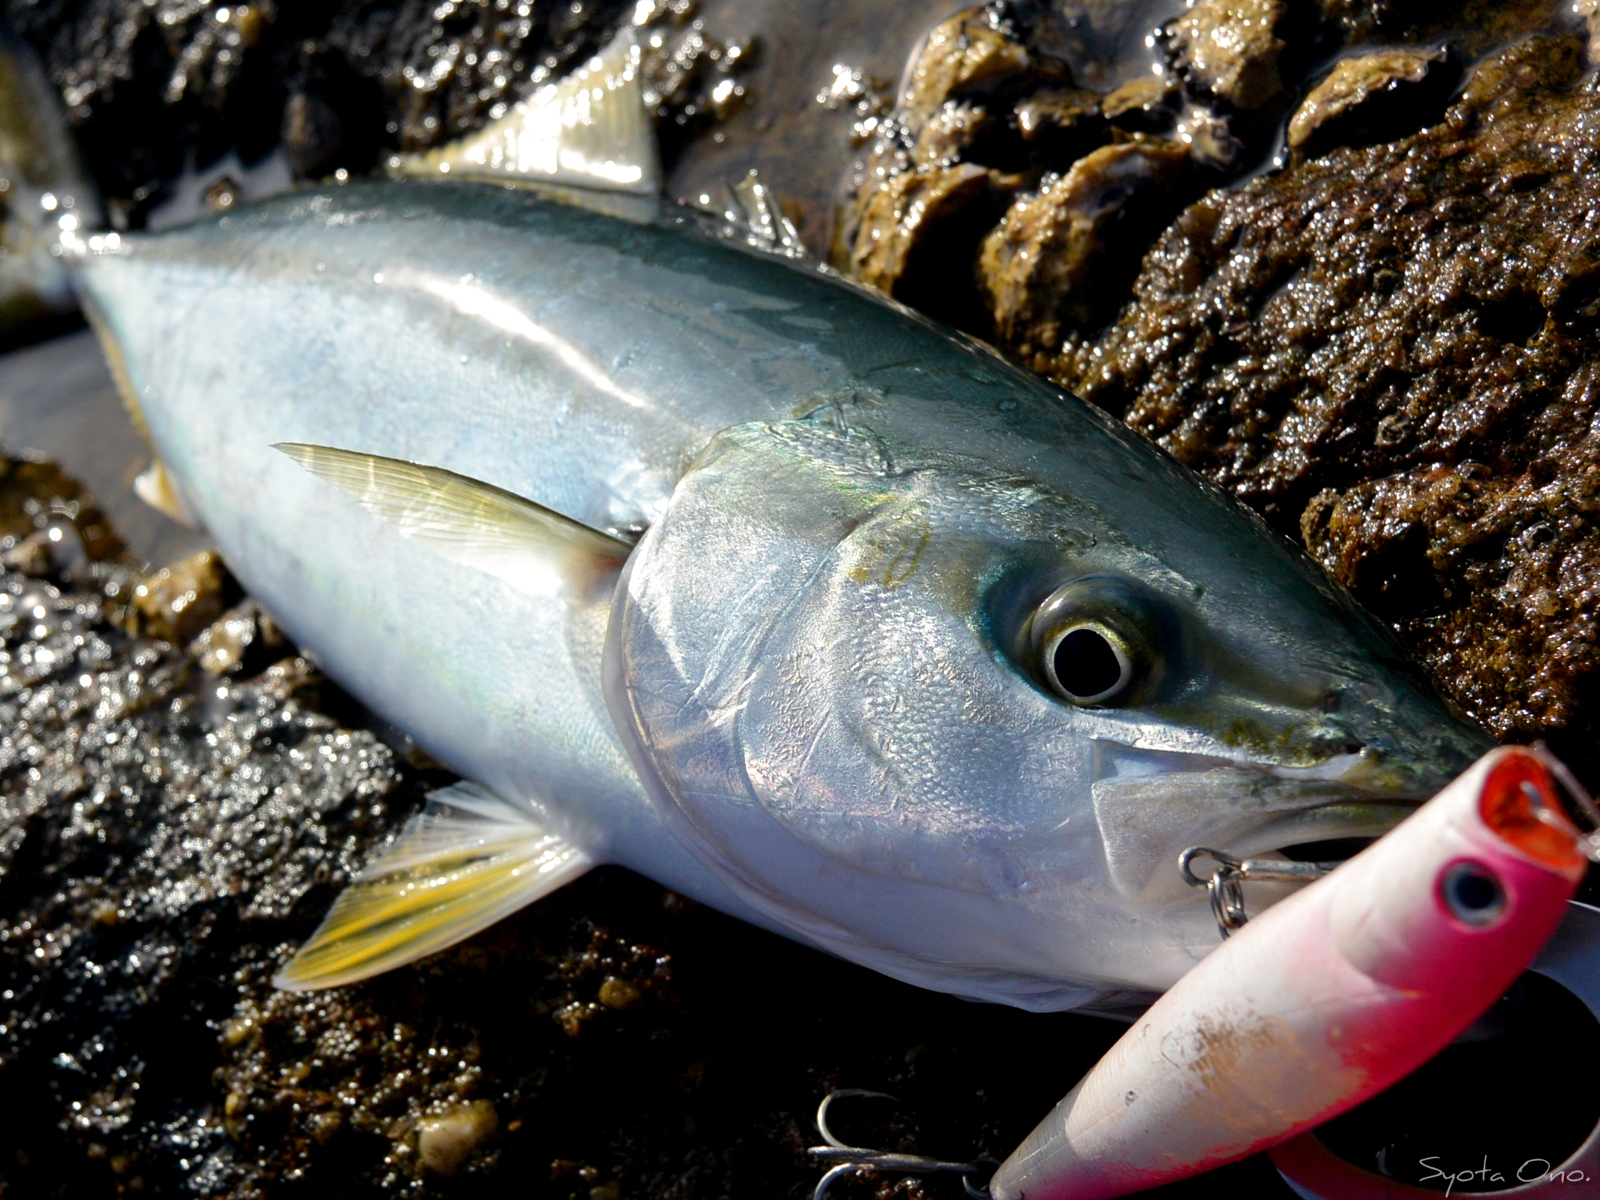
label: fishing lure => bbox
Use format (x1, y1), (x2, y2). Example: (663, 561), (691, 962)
(988, 747), (1591, 1198)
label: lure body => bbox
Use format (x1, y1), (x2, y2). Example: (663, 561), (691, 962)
(989, 747), (1588, 1199)
(77, 180), (1490, 1008)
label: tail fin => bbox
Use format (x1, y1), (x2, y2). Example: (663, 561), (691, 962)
(274, 782), (593, 991)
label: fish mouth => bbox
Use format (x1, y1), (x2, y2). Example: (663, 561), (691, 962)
(1089, 740), (1426, 907)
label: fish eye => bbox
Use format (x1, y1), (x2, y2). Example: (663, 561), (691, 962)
(1029, 578), (1159, 707)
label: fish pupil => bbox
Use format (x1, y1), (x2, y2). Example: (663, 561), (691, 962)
(1054, 628), (1124, 699)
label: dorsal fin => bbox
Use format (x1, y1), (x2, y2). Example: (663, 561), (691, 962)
(275, 443), (630, 602)
(395, 26), (660, 210)
(275, 781), (593, 990)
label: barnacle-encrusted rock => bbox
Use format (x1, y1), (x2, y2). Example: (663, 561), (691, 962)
(125, 547), (234, 645)
(1167, 0), (1286, 110)
(1071, 34), (1600, 765)
(849, 160), (997, 297)
(898, 6), (1034, 131)
(978, 139), (1192, 366)
(1581, 0), (1600, 64)
(1287, 47), (1452, 157)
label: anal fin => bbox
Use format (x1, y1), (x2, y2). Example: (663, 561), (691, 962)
(274, 782), (593, 991)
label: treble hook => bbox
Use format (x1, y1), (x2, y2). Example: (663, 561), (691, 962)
(1532, 741), (1600, 862)
(807, 1089), (995, 1200)
(1179, 846), (1338, 940)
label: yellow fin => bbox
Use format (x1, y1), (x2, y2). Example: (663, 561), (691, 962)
(275, 442), (630, 602)
(274, 782), (593, 991)
(395, 26), (659, 218)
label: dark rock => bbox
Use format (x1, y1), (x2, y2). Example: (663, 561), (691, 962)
(125, 548), (236, 647)
(847, 159), (1007, 330)
(1070, 34), (1600, 769)
(1167, 0), (1286, 111)
(897, 5), (1037, 131)
(978, 137), (1193, 365)
(1099, 75), (1181, 132)
(1287, 46), (1457, 159)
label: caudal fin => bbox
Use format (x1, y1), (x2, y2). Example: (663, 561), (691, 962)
(274, 782), (593, 991)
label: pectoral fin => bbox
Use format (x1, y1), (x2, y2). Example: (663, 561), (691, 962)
(395, 25), (659, 221)
(274, 782), (594, 991)
(275, 442), (630, 602)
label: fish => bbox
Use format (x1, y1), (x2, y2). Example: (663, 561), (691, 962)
(988, 746), (1591, 1199)
(70, 56), (1492, 1009)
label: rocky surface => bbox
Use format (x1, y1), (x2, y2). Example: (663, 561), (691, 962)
(1285, 46), (1454, 157)
(4, 0), (1600, 1193)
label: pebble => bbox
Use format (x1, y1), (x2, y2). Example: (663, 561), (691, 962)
(417, 1100), (498, 1175)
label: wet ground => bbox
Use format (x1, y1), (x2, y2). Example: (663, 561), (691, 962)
(3, 0), (1600, 1195)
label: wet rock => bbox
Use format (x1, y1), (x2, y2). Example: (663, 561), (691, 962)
(978, 138), (1192, 366)
(0, 28), (95, 345)
(1072, 34), (1600, 768)
(188, 598), (288, 677)
(416, 1099), (497, 1175)
(1287, 46), (1453, 158)
(1318, 0), (1566, 58)
(126, 547), (234, 646)
(4, 0), (635, 204)
(0, 453), (125, 562)
(1100, 75), (1181, 131)
(899, 6), (1035, 131)
(1581, 0), (1600, 64)
(1014, 85), (1102, 146)
(1167, 0), (1285, 110)
(912, 99), (990, 167)
(849, 160), (994, 285)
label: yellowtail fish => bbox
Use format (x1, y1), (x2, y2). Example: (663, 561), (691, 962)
(71, 38), (1491, 1011)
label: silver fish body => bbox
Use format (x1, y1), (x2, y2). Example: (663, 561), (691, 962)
(77, 180), (1491, 1009)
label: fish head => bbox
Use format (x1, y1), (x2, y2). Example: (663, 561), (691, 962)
(605, 391), (1494, 1006)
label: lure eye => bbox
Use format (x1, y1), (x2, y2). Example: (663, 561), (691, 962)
(1029, 578), (1159, 707)
(1440, 860), (1507, 927)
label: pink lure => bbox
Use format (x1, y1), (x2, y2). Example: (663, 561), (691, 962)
(989, 747), (1589, 1200)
